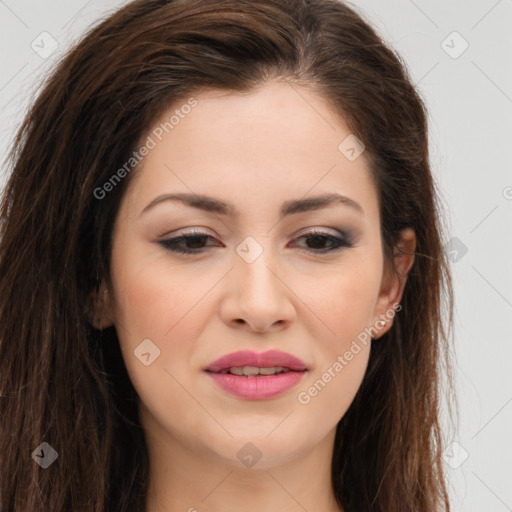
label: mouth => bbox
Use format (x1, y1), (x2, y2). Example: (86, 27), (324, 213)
(214, 365), (298, 376)
(204, 350), (308, 400)
(204, 349), (308, 373)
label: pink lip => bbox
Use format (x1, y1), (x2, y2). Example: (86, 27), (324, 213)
(204, 350), (308, 373)
(204, 350), (308, 400)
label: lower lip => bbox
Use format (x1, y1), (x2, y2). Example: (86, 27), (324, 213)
(206, 371), (307, 400)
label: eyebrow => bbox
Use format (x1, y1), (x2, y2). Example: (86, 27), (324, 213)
(139, 192), (364, 218)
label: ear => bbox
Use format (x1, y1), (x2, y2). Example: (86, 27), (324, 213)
(85, 280), (115, 330)
(372, 227), (416, 340)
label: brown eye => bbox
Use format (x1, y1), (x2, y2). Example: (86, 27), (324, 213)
(159, 232), (222, 254)
(291, 230), (353, 253)
(158, 229), (353, 256)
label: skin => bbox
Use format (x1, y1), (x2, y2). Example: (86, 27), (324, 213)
(93, 79), (416, 512)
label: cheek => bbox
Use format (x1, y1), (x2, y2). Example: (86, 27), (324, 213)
(109, 240), (211, 340)
(296, 342), (370, 433)
(295, 257), (380, 412)
(107, 239), (203, 381)
(109, 251), (209, 427)
(303, 262), (381, 348)
(295, 271), (377, 419)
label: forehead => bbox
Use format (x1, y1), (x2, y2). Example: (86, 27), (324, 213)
(122, 80), (379, 222)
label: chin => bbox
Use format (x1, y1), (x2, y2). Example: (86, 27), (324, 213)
(200, 428), (317, 470)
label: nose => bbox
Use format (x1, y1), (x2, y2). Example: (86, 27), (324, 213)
(219, 243), (296, 333)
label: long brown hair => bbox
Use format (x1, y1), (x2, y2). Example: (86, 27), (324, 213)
(0, 0), (455, 510)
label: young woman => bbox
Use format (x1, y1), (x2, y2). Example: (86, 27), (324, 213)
(0, 0), (455, 510)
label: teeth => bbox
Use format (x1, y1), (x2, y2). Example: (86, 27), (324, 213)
(258, 366), (284, 375)
(220, 366), (289, 376)
(242, 366), (260, 376)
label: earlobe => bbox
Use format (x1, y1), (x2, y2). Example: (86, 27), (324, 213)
(372, 228), (416, 339)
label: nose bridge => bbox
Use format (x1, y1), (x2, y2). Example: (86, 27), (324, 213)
(234, 234), (280, 299)
(221, 234), (295, 331)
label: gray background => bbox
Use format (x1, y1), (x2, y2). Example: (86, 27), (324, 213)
(1, 1), (511, 510)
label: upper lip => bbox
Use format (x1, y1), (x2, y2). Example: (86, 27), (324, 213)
(204, 350), (308, 373)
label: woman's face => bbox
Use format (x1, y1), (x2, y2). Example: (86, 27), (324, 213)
(99, 79), (413, 469)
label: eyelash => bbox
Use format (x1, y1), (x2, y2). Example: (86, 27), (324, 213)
(158, 229), (354, 255)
